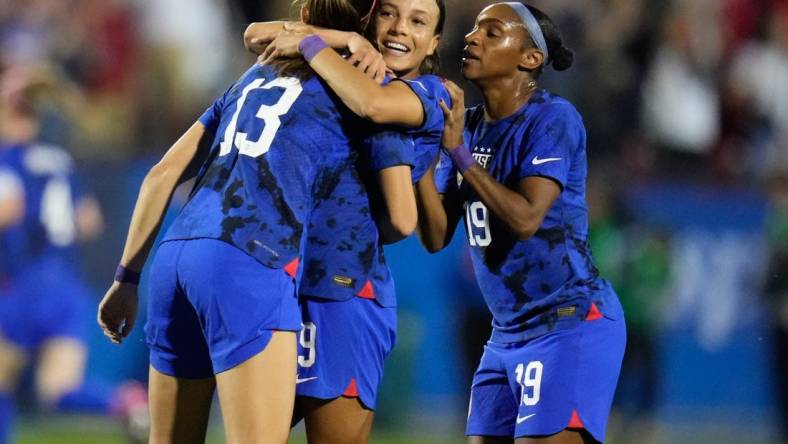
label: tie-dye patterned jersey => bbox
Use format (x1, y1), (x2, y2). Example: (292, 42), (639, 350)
(299, 130), (414, 307)
(435, 90), (622, 343)
(397, 75), (451, 183)
(162, 64), (376, 271)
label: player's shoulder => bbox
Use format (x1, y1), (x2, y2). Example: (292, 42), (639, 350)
(23, 143), (74, 176)
(405, 74), (448, 100)
(531, 90), (581, 121)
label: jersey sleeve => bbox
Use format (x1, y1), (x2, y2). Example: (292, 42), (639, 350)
(517, 103), (583, 189)
(366, 130), (416, 172)
(396, 76), (452, 183)
(433, 149), (457, 194)
(395, 75), (450, 135)
(198, 84), (235, 134)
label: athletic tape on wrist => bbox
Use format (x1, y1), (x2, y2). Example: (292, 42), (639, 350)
(449, 144), (476, 173)
(114, 265), (141, 285)
(299, 35), (329, 62)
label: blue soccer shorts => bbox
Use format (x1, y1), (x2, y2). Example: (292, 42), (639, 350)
(466, 310), (626, 442)
(144, 239), (301, 379)
(294, 296), (397, 410)
(0, 258), (90, 352)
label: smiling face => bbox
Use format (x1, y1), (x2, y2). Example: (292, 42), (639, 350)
(374, 0), (441, 79)
(462, 4), (537, 82)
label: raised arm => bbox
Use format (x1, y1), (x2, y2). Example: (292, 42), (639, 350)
(262, 31), (425, 127)
(245, 21), (361, 55)
(97, 122), (212, 343)
(440, 81), (560, 241)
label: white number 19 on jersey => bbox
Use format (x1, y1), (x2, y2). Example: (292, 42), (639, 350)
(219, 77), (303, 158)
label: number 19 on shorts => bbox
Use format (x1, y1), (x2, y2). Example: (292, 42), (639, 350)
(515, 361), (543, 406)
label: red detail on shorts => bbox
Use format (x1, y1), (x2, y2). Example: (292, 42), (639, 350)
(585, 302), (603, 321)
(357, 280), (375, 300)
(567, 409), (585, 428)
(284, 258), (299, 278)
(343, 378), (359, 397)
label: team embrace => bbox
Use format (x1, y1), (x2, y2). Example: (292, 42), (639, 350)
(97, 1), (626, 443)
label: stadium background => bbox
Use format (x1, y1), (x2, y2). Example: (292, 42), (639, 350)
(2, 0), (788, 442)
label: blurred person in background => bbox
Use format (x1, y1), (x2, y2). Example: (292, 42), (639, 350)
(0, 64), (114, 444)
(641, 0), (723, 174)
(417, 3), (625, 443)
(727, 2), (788, 177)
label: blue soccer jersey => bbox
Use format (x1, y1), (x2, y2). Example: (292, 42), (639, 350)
(0, 142), (83, 275)
(163, 64), (374, 271)
(398, 75), (450, 183)
(436, 90), (622, 343)
(299, 130), (414, 307)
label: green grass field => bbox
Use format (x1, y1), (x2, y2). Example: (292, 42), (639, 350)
(14, 416), (461, 444)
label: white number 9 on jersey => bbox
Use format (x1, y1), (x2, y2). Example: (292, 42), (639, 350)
(219, 77), (303, 158)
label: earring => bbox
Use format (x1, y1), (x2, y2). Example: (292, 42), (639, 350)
(528, 80), (537, 89)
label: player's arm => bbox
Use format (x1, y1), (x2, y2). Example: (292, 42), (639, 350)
(0, 169), (25, 230)
(244, 22), (360, 55)
(440, 81), (560, 240)
(414, 163), (464, 252)
(118, 122), (210, 272)
(376, 165), (417, 244)
(98, 122), (212, 343)
(261, 32), (424, 127)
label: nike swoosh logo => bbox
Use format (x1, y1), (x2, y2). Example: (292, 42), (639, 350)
(532, 156), (561, 165)
(516, 413), (536, 424)
(296, 376), (318, 384)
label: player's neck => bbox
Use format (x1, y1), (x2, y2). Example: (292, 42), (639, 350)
(478, 76), (535, 121)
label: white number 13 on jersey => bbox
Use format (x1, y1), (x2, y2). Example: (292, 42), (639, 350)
(219, 77), (303, 158)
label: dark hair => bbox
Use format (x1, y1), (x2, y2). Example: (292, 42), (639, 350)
(421, 0), (447, 75)
(365, 0), (446, 75)
(270, 0), (375, 79)
(525, 4), (574, 76)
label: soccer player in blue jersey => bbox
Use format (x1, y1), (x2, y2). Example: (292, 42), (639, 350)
(416, 3), (626, 443)
(242, 1), (448, 440)
(96, 0), (417, 442)
(0, 66), (105, 444)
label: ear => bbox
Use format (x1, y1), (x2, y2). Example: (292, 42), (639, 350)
(300, 6), (310, 23)
(426, 34), (441, 56)
(518, 48), (544, 71)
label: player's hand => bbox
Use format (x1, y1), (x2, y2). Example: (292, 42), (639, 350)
(246, 21), (307, 55)
(97, 281), (139, 344)
(259, 27), (312, 65)
(439, 80), (466, 149)
(347, 34), (388, 84)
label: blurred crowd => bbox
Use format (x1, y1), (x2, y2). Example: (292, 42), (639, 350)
(2, 0), (788, 442)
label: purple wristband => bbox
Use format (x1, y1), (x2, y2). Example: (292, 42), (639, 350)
(448, 144), (476, 173)
(114, 265), (141, 285)
(299, 35), (329, 62)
